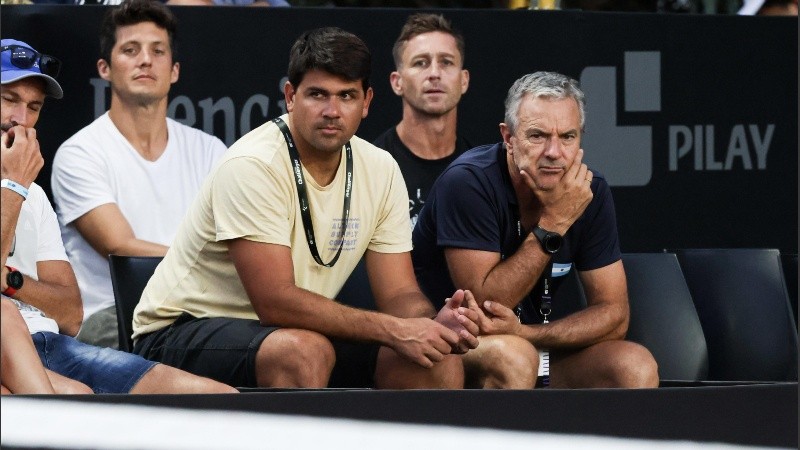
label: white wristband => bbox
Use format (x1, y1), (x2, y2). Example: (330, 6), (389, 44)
(1, 179), (29, 200)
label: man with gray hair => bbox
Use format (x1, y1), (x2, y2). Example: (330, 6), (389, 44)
(412, 71), (659, 389)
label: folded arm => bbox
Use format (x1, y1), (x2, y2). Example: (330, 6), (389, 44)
(517, 261), (628, 348)
(445, 235), (552, 310)
(73, 203), (168, 257)
(2, 261), (83, 337)
(478, 260), (629, 350)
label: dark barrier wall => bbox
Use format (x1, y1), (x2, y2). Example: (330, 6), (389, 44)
(29, 383), (800, 448)
(2, 6), (797, 253)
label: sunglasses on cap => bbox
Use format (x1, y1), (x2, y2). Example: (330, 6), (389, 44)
(1, 45), (62, 78)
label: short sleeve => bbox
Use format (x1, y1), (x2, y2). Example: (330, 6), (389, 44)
(211, 156), (293, 246)
(368, 160), (413, 253)
(51, 144), (114, 225)
(574, 178), (622, 271)
(433, 165), (503, 253)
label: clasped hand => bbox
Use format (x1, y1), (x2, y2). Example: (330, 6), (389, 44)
(433, 289), (481, 354)
(472, 300), (523, 337)
(392, 289), (480, 369)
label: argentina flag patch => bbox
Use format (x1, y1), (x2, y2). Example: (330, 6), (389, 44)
(551, 262), (572, 277)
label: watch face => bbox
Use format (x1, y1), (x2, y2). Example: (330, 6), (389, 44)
(533, 226), (562, 254)
(7, 270), (23, 289)
(544, 234), (563, 253)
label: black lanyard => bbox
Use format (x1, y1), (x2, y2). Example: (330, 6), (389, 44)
(516, 219), (553, 387)
(515, 219), (553, 323)
(273, 117), (352, 267)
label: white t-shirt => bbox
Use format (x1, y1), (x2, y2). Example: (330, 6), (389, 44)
(51, 112), (226, 319)
(4, 182), (66, 334)
(133, 115), (412, 338)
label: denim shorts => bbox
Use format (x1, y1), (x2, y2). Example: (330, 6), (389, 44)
(134, 313), (379, 388)
(32, 331), (157, 394)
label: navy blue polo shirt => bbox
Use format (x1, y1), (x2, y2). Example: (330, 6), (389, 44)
(412, 143), (621, 324)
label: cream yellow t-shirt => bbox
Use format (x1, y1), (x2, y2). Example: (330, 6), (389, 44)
(132, 115), (411, 338)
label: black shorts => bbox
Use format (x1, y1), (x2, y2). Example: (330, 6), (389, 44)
(134, 313), (379, 388)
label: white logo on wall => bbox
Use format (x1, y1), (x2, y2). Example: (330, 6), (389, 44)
(579, 51), (774, 187)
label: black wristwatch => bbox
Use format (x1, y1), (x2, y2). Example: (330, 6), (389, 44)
(3, 265), (23, 297)
(532, 225), (563, 254)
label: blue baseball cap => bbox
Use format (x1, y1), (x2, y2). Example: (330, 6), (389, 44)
(1, 39), (63, 99)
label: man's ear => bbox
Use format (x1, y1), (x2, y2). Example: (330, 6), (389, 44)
(499, 122), (513, 153)
(389, 71), (403, 96)
(170, 62), (180, 84)
(362, 87), (374, 119)
(283, 80), (296, 112)
(97, 59), (110, 81)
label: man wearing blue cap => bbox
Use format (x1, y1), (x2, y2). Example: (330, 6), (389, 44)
(0, 39), (65, 394)
(1, 38), (237, 394)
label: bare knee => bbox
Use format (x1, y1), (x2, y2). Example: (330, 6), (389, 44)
(428, 353), (465, 389)
(617, 342), (659, 388)
(604, 341), (659, 388)
(47, 370), (93, 394)
(464, 335), (538, 389)
(256, 329), (335, 388)
(375, 348), (464, 389)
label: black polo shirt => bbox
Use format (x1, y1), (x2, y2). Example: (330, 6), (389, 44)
(412, 143), (621, 323)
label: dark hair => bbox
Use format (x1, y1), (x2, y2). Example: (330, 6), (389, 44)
(287, 27), (371, 93)
(99, 0), (178, 65)
(391, 13), (465, 69)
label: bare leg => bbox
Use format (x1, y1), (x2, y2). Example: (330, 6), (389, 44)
(1, 299), (55, 394)
(254, 329), (336, 388)
(374, 347), (464, 389)
(46, 369), (93, 394)
(462, 335), (538, 389)
(550, 340), (659, 388)
(130, 364), (238, 394)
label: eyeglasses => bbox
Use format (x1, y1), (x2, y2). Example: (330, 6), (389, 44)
(1, 45), (61, 79)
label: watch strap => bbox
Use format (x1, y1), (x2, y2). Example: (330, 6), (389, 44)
(532, 225), (562, 254)
(3, 265), (22, 297)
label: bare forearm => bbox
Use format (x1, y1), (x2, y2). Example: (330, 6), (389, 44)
(474, 235), (551, 309)
(1, 127), (44, 267)
(517, 302), (628, 349)
(75, 204), (168, 258)
(0, 191), (23, 266)
(375, 289), (436, 319)
(13, 277), (83, 337)
(103, 238), (168, 258)
(254, 285), (402, 347)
